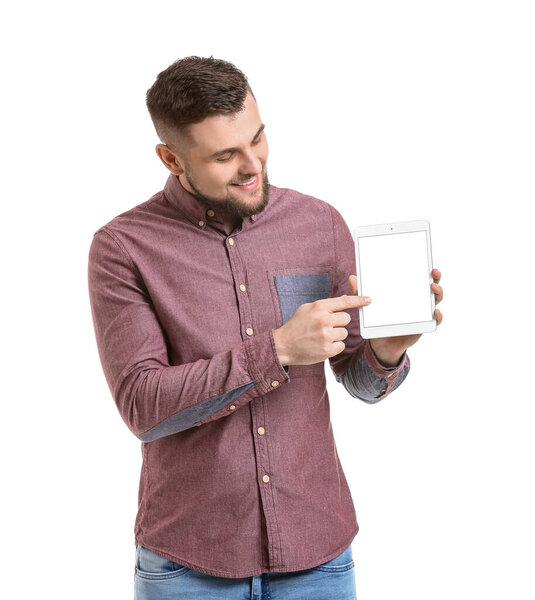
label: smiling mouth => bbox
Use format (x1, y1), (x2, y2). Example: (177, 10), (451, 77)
(230, 176), (259, 190)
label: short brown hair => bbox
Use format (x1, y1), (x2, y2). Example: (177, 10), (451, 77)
(146, 55), (255, 152)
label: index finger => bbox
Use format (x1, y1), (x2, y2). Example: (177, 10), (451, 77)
(320, 294), (371, 312)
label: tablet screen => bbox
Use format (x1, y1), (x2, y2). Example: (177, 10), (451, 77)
(357, 231), (432, 327)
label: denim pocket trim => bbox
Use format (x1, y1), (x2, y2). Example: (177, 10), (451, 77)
(273, 272), (331, 325)
(311, 544), (354, 572)
(267, 265), (333, 324)
(135, 544), (190, 580)
(268, 266), (333, 379)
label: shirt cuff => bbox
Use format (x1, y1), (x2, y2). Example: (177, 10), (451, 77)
(245, 328), (291, 395)
(364, 339), (409, 395)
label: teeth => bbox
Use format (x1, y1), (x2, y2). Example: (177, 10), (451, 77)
(236, 177), (256, 185)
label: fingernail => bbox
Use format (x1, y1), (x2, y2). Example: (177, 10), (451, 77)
(365, 297), (371, 303)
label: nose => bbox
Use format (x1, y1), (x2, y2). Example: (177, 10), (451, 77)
(238, 148), (263, 175)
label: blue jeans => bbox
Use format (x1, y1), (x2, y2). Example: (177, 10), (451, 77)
(134, 544), (357, 599)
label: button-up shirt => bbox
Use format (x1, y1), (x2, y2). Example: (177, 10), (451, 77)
(87, 173), (410, 578)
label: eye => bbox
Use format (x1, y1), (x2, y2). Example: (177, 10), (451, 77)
(215, 134), (262, 162)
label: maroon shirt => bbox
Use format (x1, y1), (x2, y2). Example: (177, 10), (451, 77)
(87, 173), (410, 578)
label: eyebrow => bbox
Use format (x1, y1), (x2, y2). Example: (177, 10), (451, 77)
(209, 123), (265, 158)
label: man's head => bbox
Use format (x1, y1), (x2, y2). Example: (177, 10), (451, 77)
(146, 56), (269, 222)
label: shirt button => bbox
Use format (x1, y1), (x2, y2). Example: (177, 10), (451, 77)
(271, 380), (279, 387)
(198, 220), (205, 227)
(262, 475), (270, 483)
(239, 284), (246, 292)
(257, 427), (265, 435)
(229, 404), (236, 411)
(207, 209), (215, 217)
(228, 238), (234, 245)
(246, 328), (253, 336)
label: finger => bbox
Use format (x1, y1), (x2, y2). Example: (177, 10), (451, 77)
(332, 326), (349, 342)
(432, 268), (441, 283)
(431, 282), (443, 304)
(348, 274), (358, 295)
(434, 308), (443, 325)
(331, 311), (352, 327)
(322, 294), (371, 312)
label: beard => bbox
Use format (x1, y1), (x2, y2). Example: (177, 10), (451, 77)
(180, 165), (270, 221)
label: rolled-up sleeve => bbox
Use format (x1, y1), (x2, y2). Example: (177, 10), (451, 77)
(88, 228), (290, 442)
(326, 204), (410, 403)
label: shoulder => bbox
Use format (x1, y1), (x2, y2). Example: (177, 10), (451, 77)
(92, 190), (165, 237)
(269, 183), (347, 228)
(269, 183), (340, 217)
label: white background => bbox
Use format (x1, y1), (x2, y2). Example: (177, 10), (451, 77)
(2, 1), (534, 598)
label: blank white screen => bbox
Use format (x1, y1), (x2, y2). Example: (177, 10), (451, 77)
(357, 231), (432, 327)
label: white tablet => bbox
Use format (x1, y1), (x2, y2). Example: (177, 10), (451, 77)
(353, 220), (437, 339)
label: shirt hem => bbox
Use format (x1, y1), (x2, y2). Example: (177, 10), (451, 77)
(135, 526), (358, 579)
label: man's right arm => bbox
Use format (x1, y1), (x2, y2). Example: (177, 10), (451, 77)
(87, 228), (290, 442)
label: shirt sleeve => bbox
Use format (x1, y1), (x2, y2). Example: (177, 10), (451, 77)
(88, 228), (290, 442)
(326, 204), (410, 403)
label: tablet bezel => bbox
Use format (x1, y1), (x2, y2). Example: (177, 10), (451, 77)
(353, 220), (437, 339)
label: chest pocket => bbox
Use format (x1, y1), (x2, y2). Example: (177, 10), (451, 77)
(268, 266), (334, 378)
(274, 272), (331, 324)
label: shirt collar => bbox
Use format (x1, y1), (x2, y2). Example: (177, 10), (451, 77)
(163, 173), (260, 230)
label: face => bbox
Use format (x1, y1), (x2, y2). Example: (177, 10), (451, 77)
(156, 92), (270, 222)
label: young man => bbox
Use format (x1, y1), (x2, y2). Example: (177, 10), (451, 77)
(88, 56), (443, 600)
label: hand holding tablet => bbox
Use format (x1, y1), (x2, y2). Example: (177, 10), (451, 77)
(353, 220), (441, 339)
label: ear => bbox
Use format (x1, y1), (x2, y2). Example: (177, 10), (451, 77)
(155, 144), (185, 176)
